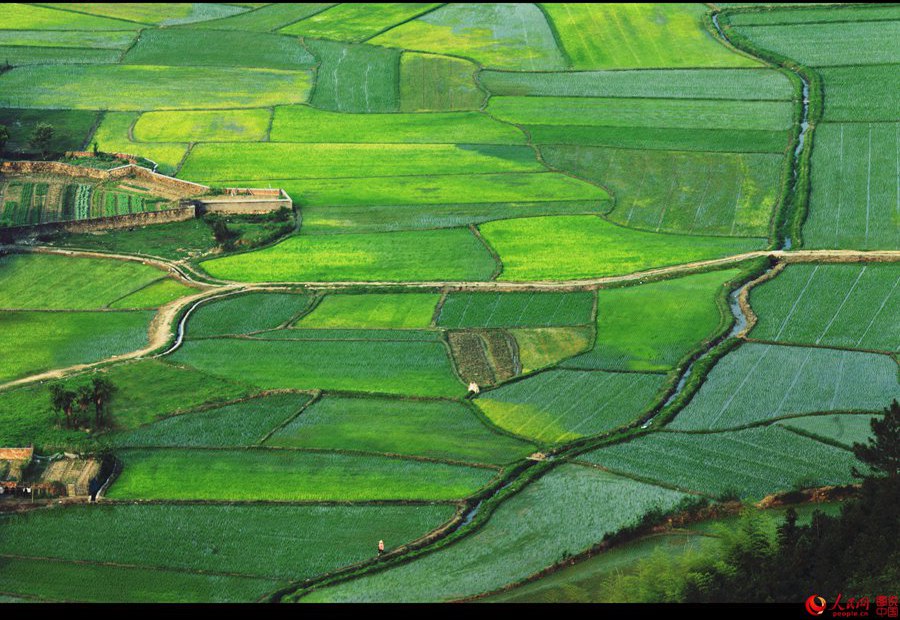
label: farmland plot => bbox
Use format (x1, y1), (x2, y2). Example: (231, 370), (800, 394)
(198, 228), (497, 282)
(108, 448), (495, 501)
(270, 106), (523, 144)
(480, 68), (792, 100)
(170, 336), (466, 398)
(817, 66), (899, 122)
(301, 466), (687, 602)
(109, 278), (195, 309)
(0, 65), (312, 111)
(541, 146), (783, 237)
(0, 4), (141, 30)
(296, 293), (439, 329)
(0, 46), (121, 66)
(582, 425), (859, 499)
(254, 328), (445, 343)
(542, 3), (759, 69)
(122, 28), (316, 70)
(133, 109), (271, 142)
(38, 3), (248, 26)
(479, 216), (763, 281)
(280, 3), (441, 42)
(475, 369), (667, 443)
(371, 3), (567, 71)
(191, 3), (336, 32)
(0, 502), (454, 584)
(512, 327), (594, 374)
(0, 108), (99, 156)
(728, 5), (900, 26)
(92, 112), (188, 175)
(180, 143), (543, 182)
(186, 292), (313, 338)
(749, 263), (900, 352)
(265, 395), (535, 464)
(436, 291), (595, 329)
(0, 310), (153, 383)
(668, 343), (900, 431)
(112, 392), (313, 448)
(778, 414), (881, 449)
(399, 52), (485, 112)
(305, 39), (400, 113)
(563, 269), (740, 372)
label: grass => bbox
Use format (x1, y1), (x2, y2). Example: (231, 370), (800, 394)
(122, 27), (315, 70)
(108, 278), (196, 309)
(0, 502), (454, 583)
(818, 66), (898, 122)
(668, 343), (900, 431)
(304, 39), (400, 113)
(475, 369), (667, 444)
(0, 46), (121, 66)
(436, 291), (595, 329)
(749, 263), (900, 352)
(371, 3), (567, 71)
(0, 253), (176, 310)
(542, 145), (783, 237)
(0, 108), (99, 156)
(1, 3), (141, 30)
(479, 216), (764, 281)
(399, 52), (484, 112)
(180, 143), (543, 182)
(197, 228), (497, 282)
(779, 414), (880, 450)
(134, 109), (271, 142)
(802, 122), (899, 250)
(169, 336), (467, 398)
(0, 556), (279, 604)
(187, 292), (313, 338)
(281, 3), (440, 42)
(511, 327), (594, 374)
(729, 5), (900, 26)
(488, 96), (793, 131)
(583, 425), (860, 500)
(38, 3), (247, 26)
(0, 310), (153, 383)
(112, 392), (312, 448)
(480, 68), (791, 99)
(51, 218), (217, 261)
(301, 465), (686, 602)
(107, 448), (496, 501)
(563, 270), (740, 372)
(269, 105), (523, 144)
(191, 3), (336, 32)
(0, 65), (312, 111)
(542, 3), (759, 69)
(297, 293), (440, 329)
(265, 395), (535, 464)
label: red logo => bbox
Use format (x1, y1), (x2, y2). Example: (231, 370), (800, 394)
(807, 595), (828, 616)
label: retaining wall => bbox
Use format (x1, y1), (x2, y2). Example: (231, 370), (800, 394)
(1, 205), (196, 238)
(198, 188), (292, 214)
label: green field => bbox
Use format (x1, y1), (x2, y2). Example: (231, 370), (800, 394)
(372, 3), (567, 71)
(297, 293), (439, 329)
(479, 216), (763, 281)
(541, 145), (784, 237)
(0, 310), (153, 383)
(399, 52), (484, 112)
(108, 448), (496, 501)
(475, 369), (667, 443)
(187, 292), (313, 338)
(170, 336), (466, 398)
(191, 3), (336, 32)
(113, 392), (313, 448)
(91, 111), (188, 175)
(270, 106), (523, 144)
(301, 466), (687, 602)
(749, 263), (900, 352)
(0, 108), (99, 156)
(778, 414), (880, 449)
(1, 3), (142, 30)
(583, 425), (859, 499)
(281, 3), (440, 42)
(39, 3), (248, 26)
(512, 327), (594, 373)
(669, 343), (900, 431)
(0, 65), (312, 111)
(542, 3), (759, 69)
(728, 5), (900, 26)
(0, 502), (454, 583)
(436, 291), (595, 329)
(198, 228), (497, 282)
(304, 39), (400, 113)
(265, 395), (534, 464)
(564, 270), (740, 372)
(802, 123), (899, 250)
(134, 109), (271, 143)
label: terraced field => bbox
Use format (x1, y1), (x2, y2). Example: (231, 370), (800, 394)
(0, 1), (897, 605)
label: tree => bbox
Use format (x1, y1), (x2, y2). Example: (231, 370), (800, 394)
(0, 124), (9, 153)
(29, 122), (54, 158)
(75, 384), (94, 428)
(92, 140), (100, 156)
(49, 385), (76, 428)
(852, 399), (899, 478)
(90, 376), (116, 428)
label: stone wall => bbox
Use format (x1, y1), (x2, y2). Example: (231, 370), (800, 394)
(198, 188), (292, 214)
(1, 205), (196, 239)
